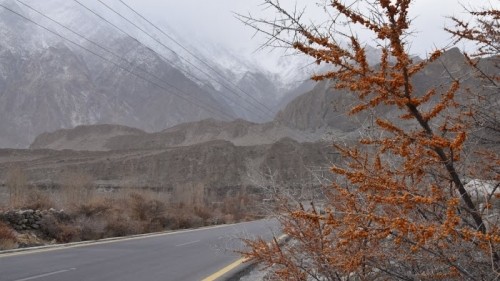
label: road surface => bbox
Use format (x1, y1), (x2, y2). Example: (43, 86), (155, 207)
(0, 219), (280, 281)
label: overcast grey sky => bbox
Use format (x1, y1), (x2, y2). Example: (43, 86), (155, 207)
(126, 0), (496, 57)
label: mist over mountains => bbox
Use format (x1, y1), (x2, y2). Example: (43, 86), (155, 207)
(0, 0), (326, 148)
(30, 47), (498, 155)
(0, 0), (497, 208)
(0, 0), (490, 153)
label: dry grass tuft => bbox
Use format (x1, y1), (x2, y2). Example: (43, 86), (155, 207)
(0, 221), (17, 250)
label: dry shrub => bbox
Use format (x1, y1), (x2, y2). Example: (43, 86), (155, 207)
(160, 213), (198, 230)
(143, 219), (163, 233)
(104, 215), (143, 237)
(128, 192), (166, 222)
(222, 214), (235, 224)
(0, 182), (262, 245)
(173, 184), (205, 206)
(194, 206), (212, 221)
(22, 189), (54, 210)
(77, 217), (107, 240)
(59, 171), (94, 208)
(38, 213), (79, 243)
(36, 215), (59, 240)
(221, 195), (253, 221)
(16, 233), (46, 247)
(56, 224), (81, 243)
(175, 216), (196, 229)
(74, 198), (113, 217)
(0, 221), (17, 250)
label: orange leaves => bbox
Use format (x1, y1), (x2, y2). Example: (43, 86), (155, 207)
(331, 0), (380, 33)
(442, 198), (461, 236)
(461, 228), (500, 244)
(290, 210), (321, 224)
(429, 49), (443, 62)
(445, 81), (459, 101)
(379, 0), (391, 8)
(421, 135), (450, 149)
(293, 42), (344, 67)
(351, 36), (369, 74)
(375, 118), (404, 135)
(424, 102), (446, 121)
(350, 104), (369, 115)
(410, 88), (435, 107)
(391, 217), (415, 236)
(371, 193), (435, 210)
(330, 165), (347, 176)
(450, 132), (467, 150)
(423, 80), (460, 121)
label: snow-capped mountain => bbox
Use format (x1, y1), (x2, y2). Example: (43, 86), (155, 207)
(0, 0), (387, 148)
(0, 0), (236, 148)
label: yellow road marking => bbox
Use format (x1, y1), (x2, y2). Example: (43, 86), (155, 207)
(276, 234), (287, 242)
(201, 234), (288, 280)
(201, 258), (248, 281)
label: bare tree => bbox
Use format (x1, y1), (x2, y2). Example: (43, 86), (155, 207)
(447, 5), (499, 145)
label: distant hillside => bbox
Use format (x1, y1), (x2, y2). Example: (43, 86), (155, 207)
(29, 118), (321, 151)
(3, 138), (335, 193)
(30, 124), (145, 151)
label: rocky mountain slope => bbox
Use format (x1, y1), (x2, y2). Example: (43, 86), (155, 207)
(0, 0), (326, 148)
(275, 48), (498, 139)
(0, 0), (239, 148)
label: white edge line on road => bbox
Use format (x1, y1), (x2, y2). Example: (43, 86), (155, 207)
(0, 220), (269, 258)
(175, 240), (201, 247)
(14, 267), (76, 281)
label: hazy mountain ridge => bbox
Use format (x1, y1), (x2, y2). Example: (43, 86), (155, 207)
(30, 124), (145, 151)
(0, 0), (476, 151)
(30, 48), (496, 152)
(30, 118), (317, 151)
(0, 0), (233, 148)
(0, 0), (318, 148)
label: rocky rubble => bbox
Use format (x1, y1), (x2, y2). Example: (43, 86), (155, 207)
(0, 208), (66, 231)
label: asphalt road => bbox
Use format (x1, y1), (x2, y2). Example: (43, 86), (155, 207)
(0, 219), (280, 281)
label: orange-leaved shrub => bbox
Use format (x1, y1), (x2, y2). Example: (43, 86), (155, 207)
(240, 1), (499, 280)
